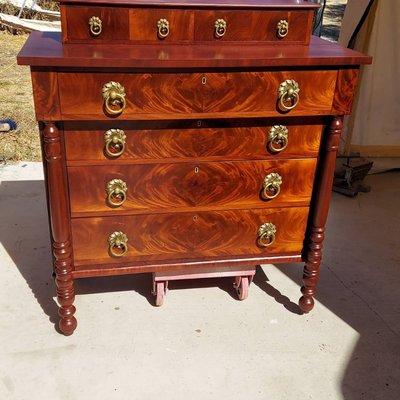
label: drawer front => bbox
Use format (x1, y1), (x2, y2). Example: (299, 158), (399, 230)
(64, 121), (323, 162)
(194, 10), (312, 44)
(62, 6), (130, 43)
(61, 6), (313, 44)
(68, 159), (317, 215)
(71, 207), (309, 266)
(129, 8), (194, 43)
(58, 71), (338, 119)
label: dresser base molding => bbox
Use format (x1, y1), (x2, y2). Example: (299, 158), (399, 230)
(71, 254), (303, 279)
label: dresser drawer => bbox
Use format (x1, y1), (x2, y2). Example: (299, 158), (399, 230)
(64, 120), (323, 163)
(194, 10), (313, 44)
(58, 71), (338, 119)
(71, 207), (309, 266)
(61, 4), (315, 44)
(61, 6), (130, 43)
(68, 159), (317, 215)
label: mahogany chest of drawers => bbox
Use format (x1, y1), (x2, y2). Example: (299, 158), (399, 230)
(18, 0), (371, 335)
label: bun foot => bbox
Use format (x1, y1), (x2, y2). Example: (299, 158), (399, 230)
(59, 306), (77, 335)
(299, 294), (314, 313)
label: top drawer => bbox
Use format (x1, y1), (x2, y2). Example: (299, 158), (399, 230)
(61, 6), (315, 45)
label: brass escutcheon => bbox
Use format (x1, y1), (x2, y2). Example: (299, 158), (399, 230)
(261, 172), (283, 200)
(257, 222), (277, 247)
(277, 19), (289, 38)
(268, 125), (289, 153)
(157, 18), (170, 39)
(89, 16), (102, 36)
(104, 129), (126, 157)
(214, 18), (227, 38)
(102, 81), (126, 115)
(106, 178), (127, 207)
(278, 79), (300, 111)
(108, 231), (128, 257)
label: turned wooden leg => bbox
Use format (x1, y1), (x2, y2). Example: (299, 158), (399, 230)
(43, 122), (77, 335)
(299, 116), (344, 313)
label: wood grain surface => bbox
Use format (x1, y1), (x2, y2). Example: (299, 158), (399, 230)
(71, 206), (309, 265)
(18, 33), (372, 68)
(57, 70), (337, 119)
(68, 158), (317, 215)
(62, 5), (130, 43)
(64, 119), (324, 163)
(194, 10), (312, 44)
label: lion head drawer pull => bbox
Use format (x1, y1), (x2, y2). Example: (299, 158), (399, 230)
(108, 231), (128, 257)
(106, 179), (127, 207)
(268, 125), (289, 153)
(157, 18), (170, 39)
(261, 172), (282, 200)
(257, 222), (277, 247)
(104, 129), (126, 157)
(102, 81), (126, 115)
(89, 16), (102, 36)
(214, 19), (227, 38)
(278, 79), (300, 111)
(277, 19), (289, 38)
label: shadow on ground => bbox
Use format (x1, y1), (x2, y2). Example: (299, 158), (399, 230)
(1, 172), (399, 398)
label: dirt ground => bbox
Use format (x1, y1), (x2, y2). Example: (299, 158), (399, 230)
(0, 31), (40, 162)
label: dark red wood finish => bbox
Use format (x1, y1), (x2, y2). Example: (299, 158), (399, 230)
(18, 0), (371, 334)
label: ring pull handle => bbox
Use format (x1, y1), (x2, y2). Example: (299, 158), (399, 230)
(277, 19), (289, 38)
(261, 172), (282, 200)
(157, 18), (170, 39)
(268, 125), (289, 153)
(108, 231), (128, 257)
(104, 129), (126, 157)
(106, 179), (127, 207)
(214, 19), (227, 38)
(257, 222), (276, 247)
(89, 16), (102, 36)
(102, 81), (126, 116)
(278, 79), (300, 112)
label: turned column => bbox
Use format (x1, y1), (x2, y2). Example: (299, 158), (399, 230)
(299, 116), (344, 313)
(42, 122), (77, 335)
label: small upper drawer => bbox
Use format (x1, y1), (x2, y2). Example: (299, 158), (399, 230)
(61, 5), (315, 44)
(194, 10), (313, 44)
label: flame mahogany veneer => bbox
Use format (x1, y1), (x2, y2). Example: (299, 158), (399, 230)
(17, 0), (371, 335)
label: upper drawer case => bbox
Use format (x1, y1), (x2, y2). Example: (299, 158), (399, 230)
(60, 1), (318, 45)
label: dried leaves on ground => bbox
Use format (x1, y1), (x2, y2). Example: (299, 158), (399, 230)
(0, 31), (40, 162)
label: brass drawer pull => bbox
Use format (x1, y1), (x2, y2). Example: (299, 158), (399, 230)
(277, 19), (289, 38)
(104, 129), (126, 157)
(108, 231), (128, 257)
(257, 222), (276, 247)
(89, 16), (102, 36)
(214, 19), (227, 38)
(106, 179), (127, 207)
(268, 125), (289, 153)
(278, 79), (300, 111)
(157, 18), (170, 39)
(261, 172), (282, 200)
(102, 81), (126, 115)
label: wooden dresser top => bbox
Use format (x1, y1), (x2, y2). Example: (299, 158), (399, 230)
(59, 0), (320, 9)
(18, 32), (372, 68)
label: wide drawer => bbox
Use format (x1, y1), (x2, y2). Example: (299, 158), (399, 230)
(61, 5), (314, 45)
(68, 159), (317, 215)
(71, 207), (309, 266)
(57, 71), (338, 119)
(64, 120), (324, 163)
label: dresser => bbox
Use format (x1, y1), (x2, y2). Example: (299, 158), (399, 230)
(17, 0), (371, 335)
